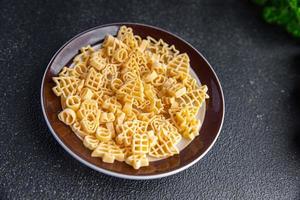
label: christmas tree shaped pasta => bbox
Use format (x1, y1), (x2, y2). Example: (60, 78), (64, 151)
(91, 141), (125, 163)
(52, 76), (80, 97)
(167, 53), (190, 80)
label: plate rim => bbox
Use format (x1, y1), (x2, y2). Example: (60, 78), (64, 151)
(40, 22), (225, 180)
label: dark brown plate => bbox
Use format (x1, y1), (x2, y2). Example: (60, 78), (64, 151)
(41, 23), (225, 179)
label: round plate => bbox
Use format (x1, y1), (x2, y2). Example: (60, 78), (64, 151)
(41, 23), (225, 180)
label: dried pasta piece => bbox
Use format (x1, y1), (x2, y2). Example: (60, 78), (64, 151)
(77, 99), (99, 120)
(52, 76), (80, 98)
(183, 76), (198, 91)
(102, 96), (122, 113)
(91, 141), (125, 163)
(182, 118), (201, 140)
(167, 83), (186, 98)
(99, 112), (115, 123)
(116, 120), (148, 146)
(59, 67), (77, 77)
(149, 140), (179, 158)
(158, 128), (182, 145)
(71, 121), (88, 139)
(151, 74), (166, 87)
(125, 154), (149, 169)
(92, 88), (114, 106)
(96, 126), (112, 142)
(73, 62), (90, 78)
(79, 87), (94, 100)
(121, 145), (133, 158)
(115, 110), (126, 126)
(117, 80), (144, 102)
(58, 108), (76, 125)
(65, 95), (81, 111)
(137, 112), (154, 122)
(84, 68), (104, 91)
(113, 48), (128, 63)
(144, 71), (158, 83)
(60, 96), (67, 109)
(111, 78), (123, 91)
(167, 53), (190, 80)
(131, 133), (149, 155)
(102, 64), (119, 81)
(89, 50), (107, 71)
(83, 135), (99, 150)
(121, 71), (139, 82)
(150, 60), (167, 75)
(102, 35), (129, 60)
(80, 113), (99, 134)
(147, 130), (158, 147)
(106, 122), (116, 138)
(117, 26), (139, 49)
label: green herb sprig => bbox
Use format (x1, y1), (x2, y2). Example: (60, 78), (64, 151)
(254, 0), (300, 37)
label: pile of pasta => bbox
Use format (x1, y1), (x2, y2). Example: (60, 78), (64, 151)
(52, 26), (209, 169)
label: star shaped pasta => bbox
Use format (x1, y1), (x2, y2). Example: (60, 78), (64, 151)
(125, 154), (149, 169)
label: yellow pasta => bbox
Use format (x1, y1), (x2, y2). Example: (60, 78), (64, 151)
(125, 154), (149, 170)
(58, 108), (77, 125)
(89, 51), (107, 71)
(91, 141), (125, 163)
(52, 25), (209, 169)
(52, 76), (80, 98)
(79, 88), (94, 100)
(131, 133), (149, 155)
(96, 127), (112, 142)
(65, 95), (81, 111)
(83, 135), (99, 150)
